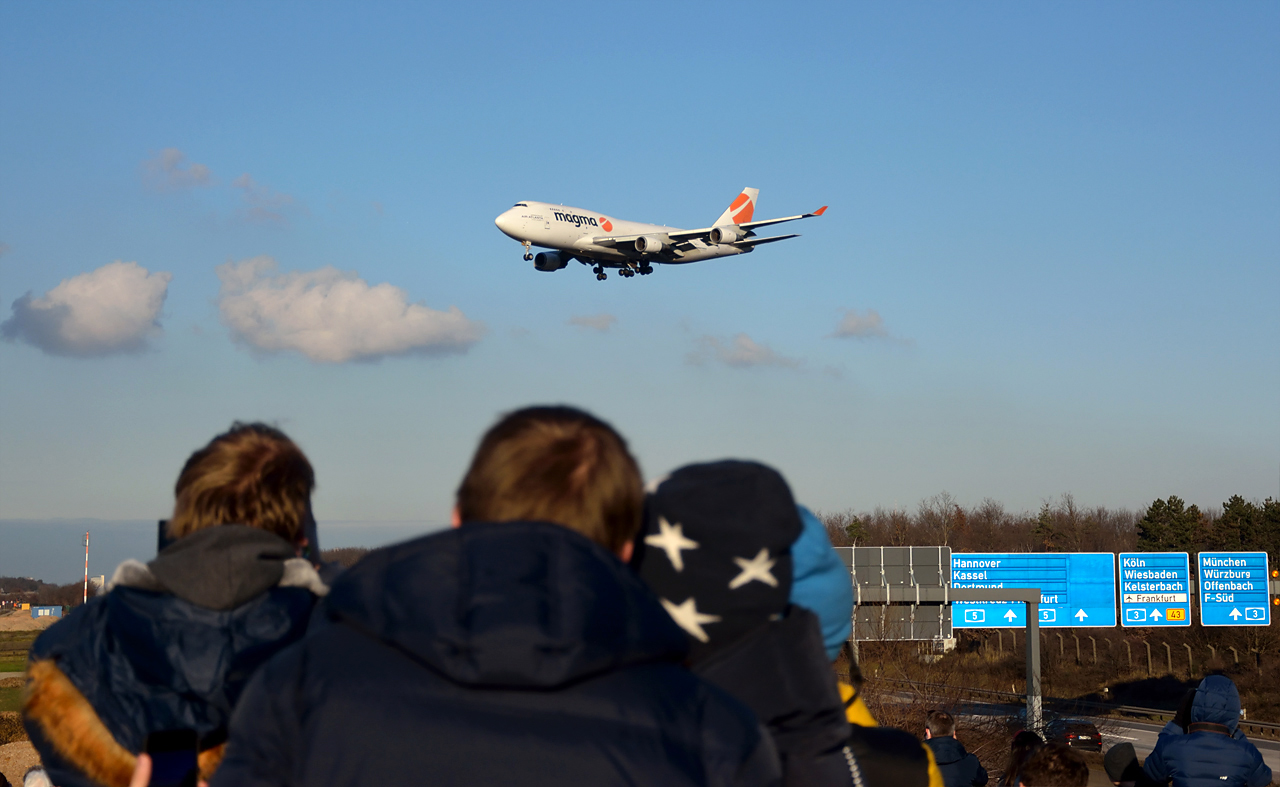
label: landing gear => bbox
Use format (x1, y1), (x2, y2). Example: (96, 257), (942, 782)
(639, 265), (653, 275)
(593, 265), (607, 281)
(522, 241), (533, 262)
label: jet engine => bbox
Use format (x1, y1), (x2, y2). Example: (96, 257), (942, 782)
(634, 235), (665, 254)
(533, 251), (569, 271)
(709, 225), (743, 244)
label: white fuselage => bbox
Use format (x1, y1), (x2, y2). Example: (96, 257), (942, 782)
(494, 201), (750, 267)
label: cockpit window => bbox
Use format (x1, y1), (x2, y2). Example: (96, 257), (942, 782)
(514, 203), (528, 207)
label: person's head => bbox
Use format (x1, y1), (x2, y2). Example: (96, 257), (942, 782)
(455, 406), (643, 557)
(1191, 674), (1242, 731)
(168, 422), (314, 544)
(1003, 730), (1045, 787)
(1018, 743), (1089, 787)
(632, 460), (802, 664)
(925, 710), (956, 739)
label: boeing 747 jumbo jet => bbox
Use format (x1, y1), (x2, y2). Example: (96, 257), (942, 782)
(494, 188), (826, 280)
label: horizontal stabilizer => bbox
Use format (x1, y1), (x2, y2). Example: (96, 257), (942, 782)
(734, 234), (799, 247)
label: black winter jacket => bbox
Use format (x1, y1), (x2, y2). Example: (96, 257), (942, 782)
(926, 736), (988, 787)
(23, 526), (326, 787)
(211, 521), (781, 787)
(694, 606), (854, 785)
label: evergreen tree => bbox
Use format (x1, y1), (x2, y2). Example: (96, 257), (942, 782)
(1137, 496), (1204, 552)
(1210, 495), (1254, 551)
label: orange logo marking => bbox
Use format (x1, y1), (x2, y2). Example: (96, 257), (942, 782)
(729, 192), (754, 224)
(599, 218), (613, 232)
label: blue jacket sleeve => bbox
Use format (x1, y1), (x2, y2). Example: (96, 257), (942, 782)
(1244, 745), (1272, 787)
(1142, 736), (1173, 784)
(209, 646), (305, 787)
(789, 506), (853, 660)
(972, 759), (988, 786)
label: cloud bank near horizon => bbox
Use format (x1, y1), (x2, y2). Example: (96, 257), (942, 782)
(216, 256), (486, 362)
(1, 261), (171, 357)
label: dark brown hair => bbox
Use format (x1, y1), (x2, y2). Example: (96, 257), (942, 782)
(1018, 743), (1089, 787)
(926, 710), (956, 737)
(456, 406), (643, 552)
(168, 422), (314, 543)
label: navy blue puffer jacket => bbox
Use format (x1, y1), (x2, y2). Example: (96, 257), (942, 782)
(1143, 675), (1272, 787)
(211, 521), (781, 787)
(23, 526), (325, 787)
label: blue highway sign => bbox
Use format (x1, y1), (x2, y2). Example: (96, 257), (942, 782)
(952, 553), (1117, 628)
(1198, 552), (1271, 627)
(1119, 552), (1190, 627)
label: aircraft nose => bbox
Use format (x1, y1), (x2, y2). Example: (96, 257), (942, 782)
(494, 211), (513, 234)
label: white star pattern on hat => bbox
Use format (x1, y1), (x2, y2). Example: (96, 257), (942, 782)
(728, 548), (778, 589)
(644, 516), (699, 572)
(660, 597), (722, 642)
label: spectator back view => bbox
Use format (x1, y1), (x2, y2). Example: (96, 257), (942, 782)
(635, 461), (852, 785)
(1142, 675), (1272, 787)
(23, 422), (329, 787)
(1017, 744), (1087, 787)
(925, 710), (989, 787)
(213, 406), (780, 787)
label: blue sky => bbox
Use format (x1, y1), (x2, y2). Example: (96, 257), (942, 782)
(2, 2), (1277, 568)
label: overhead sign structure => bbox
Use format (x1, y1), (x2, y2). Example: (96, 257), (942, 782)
(1119, 552), (1191, 627)
(838, 546), (953, 641)
(952, 553), (1117, 629)
(1198, 552), (1272, 627)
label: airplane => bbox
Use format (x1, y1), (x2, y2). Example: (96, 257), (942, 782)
(493, 188), (826, 280)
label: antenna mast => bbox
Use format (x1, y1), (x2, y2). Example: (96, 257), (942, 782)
(83, 531), (90, 604)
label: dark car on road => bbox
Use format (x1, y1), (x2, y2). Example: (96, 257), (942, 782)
(1046, 718), (1103, 752)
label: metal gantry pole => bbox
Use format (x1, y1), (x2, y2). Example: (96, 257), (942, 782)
(1026, 598), (1042, 731)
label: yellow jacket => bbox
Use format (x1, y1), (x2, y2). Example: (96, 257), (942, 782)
(840, 682), (945, 787)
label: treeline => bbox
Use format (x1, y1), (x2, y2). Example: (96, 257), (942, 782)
(0, 577), (100, 609)
(818, 492), (1280, 564)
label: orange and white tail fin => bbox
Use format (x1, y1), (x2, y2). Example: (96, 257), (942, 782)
(712, 187), (758, 227)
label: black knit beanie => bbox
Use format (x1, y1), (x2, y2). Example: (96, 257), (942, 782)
(632, 460), (802, 665)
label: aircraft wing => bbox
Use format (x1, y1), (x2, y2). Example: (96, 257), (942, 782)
(665, 205), (827, 241)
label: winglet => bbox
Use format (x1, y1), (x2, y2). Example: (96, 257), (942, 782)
(812, 205), (828, 216)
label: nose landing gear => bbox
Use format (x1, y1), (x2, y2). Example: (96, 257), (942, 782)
(522, 241), (533, 262)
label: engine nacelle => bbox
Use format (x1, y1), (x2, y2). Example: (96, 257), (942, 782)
(709, 225), (743, 244)
(634, 235), (665, 254)
(533, 251), (569, 272)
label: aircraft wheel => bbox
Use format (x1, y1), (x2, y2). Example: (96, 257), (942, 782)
(597, 273), (607, 281)
(523, 253), (533, 261)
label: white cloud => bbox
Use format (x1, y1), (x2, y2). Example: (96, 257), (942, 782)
(216, 256), (485, 362)
(568, 313), (617, 332)
(143, 148), (212, 191)
(687, 333), (801, 369)
(232, 174), (299, 224)
(1, 262), (171, 357)
(832, 308), (889, 339)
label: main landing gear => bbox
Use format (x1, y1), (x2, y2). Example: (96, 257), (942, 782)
(522, 241), (532, 262)
(592, 263), (654, 281)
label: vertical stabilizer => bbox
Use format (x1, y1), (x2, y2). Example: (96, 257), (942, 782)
(712, 188), (759, 227)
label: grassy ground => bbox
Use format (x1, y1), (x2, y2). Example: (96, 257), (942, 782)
(0, 689), (19, 713)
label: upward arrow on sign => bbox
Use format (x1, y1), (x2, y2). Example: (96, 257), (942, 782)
(1003, 610), (1017, 622)
(1074, 609), (1088, 622)
(1150, 609), (1163, 620)
(1229, 608), (1243, 620)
